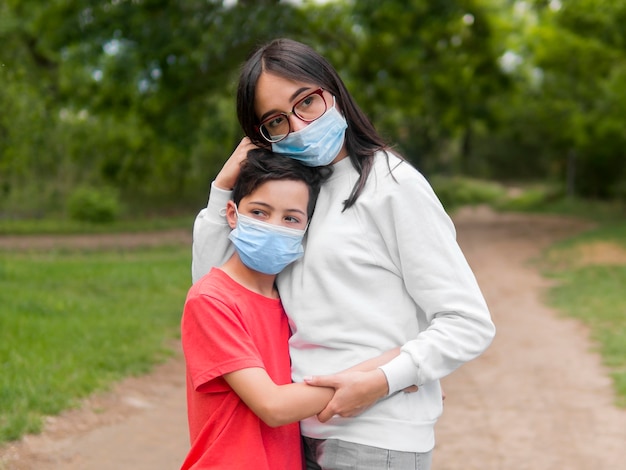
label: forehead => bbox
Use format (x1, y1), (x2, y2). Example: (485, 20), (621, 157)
(244, 179), (310, 210)
(254, 72), (319, 117)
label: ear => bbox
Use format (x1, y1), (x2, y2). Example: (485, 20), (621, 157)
(225, 201), (238, 229)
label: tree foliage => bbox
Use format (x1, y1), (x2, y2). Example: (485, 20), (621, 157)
(0, 0), (624, 219)
(345, 0), (506, 174)
(476, 0), (626, 197)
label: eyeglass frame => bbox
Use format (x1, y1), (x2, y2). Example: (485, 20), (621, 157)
(256, 88), (328, 143)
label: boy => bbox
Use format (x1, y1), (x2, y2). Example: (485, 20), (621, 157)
(181, 150), (400, 469)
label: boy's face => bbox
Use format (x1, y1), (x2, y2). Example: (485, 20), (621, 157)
(226, 179), (310, 230)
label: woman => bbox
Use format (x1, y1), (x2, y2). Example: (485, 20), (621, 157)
(192, 38), (495, 470)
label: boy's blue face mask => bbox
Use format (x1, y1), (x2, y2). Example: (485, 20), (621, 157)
(228, 210), (306, 275)
(271, 100), (348, 167)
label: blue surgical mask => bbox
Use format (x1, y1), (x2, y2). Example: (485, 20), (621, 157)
(228, 210), (306, 275)
(271, 99), (348, 167)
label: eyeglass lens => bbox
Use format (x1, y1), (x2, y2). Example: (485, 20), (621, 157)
(259, 89), (327, 143)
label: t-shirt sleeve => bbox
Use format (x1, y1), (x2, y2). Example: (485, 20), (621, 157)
(181, 292), (265, 393)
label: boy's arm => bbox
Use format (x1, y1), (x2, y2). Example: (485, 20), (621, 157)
(223, 349), (404, 428)
(223, 368), (333, 428)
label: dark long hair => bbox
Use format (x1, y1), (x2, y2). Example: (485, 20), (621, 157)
(236, 38), (395, 210)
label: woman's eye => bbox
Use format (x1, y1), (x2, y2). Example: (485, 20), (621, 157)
(300, 96), (314, 107)
(296, 96), (316, 112)
(285, 216), (301, 223)
(267, 116), (285, 129)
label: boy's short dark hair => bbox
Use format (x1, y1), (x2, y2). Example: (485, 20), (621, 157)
(232, 148), (331, 218)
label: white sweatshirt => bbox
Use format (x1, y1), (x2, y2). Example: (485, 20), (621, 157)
(191, 151), (495, 452)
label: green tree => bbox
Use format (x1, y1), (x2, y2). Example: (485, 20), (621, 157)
(476, 0), (626, 198)
(344, 0), (506, 175)
(0, 0), (313, 215)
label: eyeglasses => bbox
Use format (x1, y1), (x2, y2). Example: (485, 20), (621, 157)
(257, 88), (328, 143)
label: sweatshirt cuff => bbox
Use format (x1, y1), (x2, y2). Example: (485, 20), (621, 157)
(206, 181), (233, 220)
(378, 352), (419, 395)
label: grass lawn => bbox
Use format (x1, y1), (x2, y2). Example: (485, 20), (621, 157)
(541, 220), (626, 407)
(0, 245), (191, 443)
(0, 214), (195, 235)
(1, 193), (624, 446)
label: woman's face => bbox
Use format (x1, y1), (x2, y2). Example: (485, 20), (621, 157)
(253, 72), (348, 162)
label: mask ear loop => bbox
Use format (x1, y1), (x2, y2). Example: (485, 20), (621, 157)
(227, 203), (240, 228)
(330, 95), (345, 119)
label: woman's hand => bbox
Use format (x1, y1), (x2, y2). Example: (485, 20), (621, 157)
(304, 369), (390, 423)
(214, 137), (258, 190)
(303, 347), (421, 422)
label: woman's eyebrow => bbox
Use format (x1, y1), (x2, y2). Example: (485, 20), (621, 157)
(289, 87), (311, 102)
(259, 87), (312, 122)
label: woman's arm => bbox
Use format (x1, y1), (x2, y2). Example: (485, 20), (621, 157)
(308, 164), (491, 422)
(191, 138), (258, 283)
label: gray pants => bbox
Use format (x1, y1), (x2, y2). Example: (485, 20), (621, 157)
(303, 437), (433, 470)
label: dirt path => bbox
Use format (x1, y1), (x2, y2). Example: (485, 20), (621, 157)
(435, 207), (626, 470)
(2, 207), (626, 469)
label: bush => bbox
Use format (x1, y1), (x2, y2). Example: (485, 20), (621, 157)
(610, 178), (626, 203)
(66, 186), (122, 223)
(429, 176), (507, 211)
(497, 185), (565, 211)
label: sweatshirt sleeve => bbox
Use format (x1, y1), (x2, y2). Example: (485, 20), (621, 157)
(191, 182), (235, 284)
(376, 164), (495, 393)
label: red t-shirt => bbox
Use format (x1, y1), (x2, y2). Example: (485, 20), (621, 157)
(180, 268), (302, 470)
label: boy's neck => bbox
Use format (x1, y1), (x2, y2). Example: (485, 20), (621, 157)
(220, 254), (279, 299)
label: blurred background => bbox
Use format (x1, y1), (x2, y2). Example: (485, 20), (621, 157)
(2, 0), (625, 223)
(2, 1), (626, 461)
